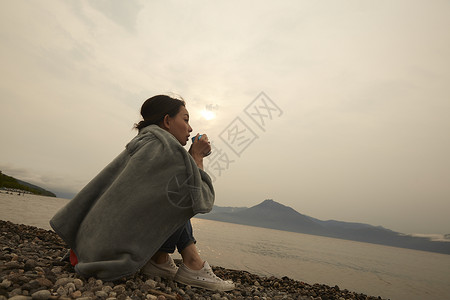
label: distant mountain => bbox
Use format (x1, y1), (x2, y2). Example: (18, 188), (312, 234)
(196, 199), (450, 255)
(0, 171), (56, 197)
(202, 200), (325, 235)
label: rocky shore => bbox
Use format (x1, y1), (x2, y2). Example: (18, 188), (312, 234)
(0, 220), (387, 300)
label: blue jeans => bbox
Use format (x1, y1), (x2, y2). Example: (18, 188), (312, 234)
(159, 220), (196, 253)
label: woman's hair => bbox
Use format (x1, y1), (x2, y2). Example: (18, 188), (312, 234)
(135, 95), (186, 130)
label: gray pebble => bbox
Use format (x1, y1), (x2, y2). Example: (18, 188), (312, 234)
(116, 294), (127, 300)
(113, 285), (126, 293)
(95, 290), (109, 298)
(65, 282), (76, 293)
(31, 290), (51, 300)
(8, 296), (32, 300)
(9, 288), (23, 297)
(51, 266), (63, 274)
(157, 282), (166, 290)
(212, 293), (221, 300)
(109, 292), (118, 297)
(24, 259), (36, 268)
(34, 278), (53, 288)
(0, 279), (11, 288)
(73, 278), (84, 289)
(54, 277), (73, 286)
(71, 291), (82, 298)
(144, 279), (157, 289)
(56, 286), (67, 296)
(5, 261), (22, 269)
(81, 291), (95, 298)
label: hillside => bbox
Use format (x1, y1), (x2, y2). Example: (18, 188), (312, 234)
(196, 199), (450, 255)
(0, 171), (56, 197)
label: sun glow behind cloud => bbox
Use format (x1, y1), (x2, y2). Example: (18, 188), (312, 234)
(201, 109), (216, 120)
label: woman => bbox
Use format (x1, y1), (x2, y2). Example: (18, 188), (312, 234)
(50, 95), (234, 292)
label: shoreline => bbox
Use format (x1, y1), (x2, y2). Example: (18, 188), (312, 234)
(0, 220), (387, 300)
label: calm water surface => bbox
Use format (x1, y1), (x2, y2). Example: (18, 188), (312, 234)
(188, 218), (450, 300)
(1, 193), (449, 300)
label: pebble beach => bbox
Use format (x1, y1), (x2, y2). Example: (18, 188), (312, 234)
(0, 220), (387, 300)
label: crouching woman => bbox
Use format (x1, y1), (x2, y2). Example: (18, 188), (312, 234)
(50, 94), (234, 291)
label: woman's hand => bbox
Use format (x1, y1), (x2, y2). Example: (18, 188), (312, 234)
(188, 133), (212, 170)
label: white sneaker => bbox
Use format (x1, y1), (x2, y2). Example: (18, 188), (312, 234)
(174, 261), (235, 291)
(142, 256), (178, 280)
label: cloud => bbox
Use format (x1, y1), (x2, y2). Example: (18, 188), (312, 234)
(409, 234), (450, 242)
(1, 0), (450, 234)
(87, 0), (144, 32)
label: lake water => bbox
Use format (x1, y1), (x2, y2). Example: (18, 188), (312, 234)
(1, 192), (449, 300)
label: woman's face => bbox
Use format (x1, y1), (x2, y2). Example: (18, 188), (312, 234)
(164, 106), (193, 146)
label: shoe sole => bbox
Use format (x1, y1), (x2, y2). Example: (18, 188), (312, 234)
(174, 274), (235, 292)
(143, 273), (176, 281)
(142, 267), (177, 280)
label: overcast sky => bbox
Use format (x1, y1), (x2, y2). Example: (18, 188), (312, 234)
(1, 0), (449, 235)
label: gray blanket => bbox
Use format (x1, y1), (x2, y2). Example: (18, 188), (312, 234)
(50, 125), (214, 280)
